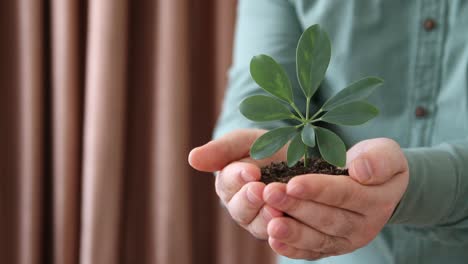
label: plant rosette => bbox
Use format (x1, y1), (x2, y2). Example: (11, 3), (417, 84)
(239, 24), (383, 184)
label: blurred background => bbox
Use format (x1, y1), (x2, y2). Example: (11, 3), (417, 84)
(0, 0), (276, 263)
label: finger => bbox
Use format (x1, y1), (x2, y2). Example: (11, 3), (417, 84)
(264, 183), (363, 237)
(268, 217), (350, 255)
(268, 237), (325, 260)
(188, 129), (265, 172)
(286, 174), (374, 212)
(288, 173), (406, 218)
(215, 162), (261, 203)
(245, 205), (283, 240)
(346, 138), (408, 185)
(226, 182), (265, 226)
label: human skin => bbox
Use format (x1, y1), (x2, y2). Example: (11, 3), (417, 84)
(188, 129), (409, 260)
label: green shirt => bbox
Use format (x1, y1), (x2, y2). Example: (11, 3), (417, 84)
(213, 0), (468, 263)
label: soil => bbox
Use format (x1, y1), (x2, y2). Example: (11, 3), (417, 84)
(260, 157), (349, 184)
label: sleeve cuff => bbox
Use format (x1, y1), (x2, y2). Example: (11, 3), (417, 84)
(388, 147), (458, 225)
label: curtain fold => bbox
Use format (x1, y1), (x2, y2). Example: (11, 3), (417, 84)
(50, 0), (83, 263)
(120, 0), (156, 263)
(17, 0), (45, 262)
(0, 0), (276, 263)
(0, 1), (18, 263)
(80, 0), (129, 263)
(153, 0), (191, 263)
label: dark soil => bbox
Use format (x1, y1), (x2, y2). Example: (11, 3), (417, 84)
(260, 157), (349, 184)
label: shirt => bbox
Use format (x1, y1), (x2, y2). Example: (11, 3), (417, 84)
(213, 0), (468, 263)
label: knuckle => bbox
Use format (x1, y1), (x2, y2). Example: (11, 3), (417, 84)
(228, 172), (244, 192)
(218, 169), (245, 203)
(227, 189), (258, 226)
(229, 206), (252, 226)
(230, 209), (250, 226)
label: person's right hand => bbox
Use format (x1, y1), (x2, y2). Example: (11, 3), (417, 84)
(188, 129), (285, 239)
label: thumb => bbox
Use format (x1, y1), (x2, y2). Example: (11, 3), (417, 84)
(346, 138), (408, 185)
(188, 129), (266, 172)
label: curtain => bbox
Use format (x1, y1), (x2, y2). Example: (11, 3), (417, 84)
(0, 0), (276, 264)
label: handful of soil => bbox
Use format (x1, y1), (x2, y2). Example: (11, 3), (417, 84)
(260, 157), (349, 185)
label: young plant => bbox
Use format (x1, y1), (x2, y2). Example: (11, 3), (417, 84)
(239, 24), (383, 168)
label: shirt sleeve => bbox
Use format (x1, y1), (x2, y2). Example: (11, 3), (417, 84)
(388, 139), (468, 244)
(213, 0), (303, 139)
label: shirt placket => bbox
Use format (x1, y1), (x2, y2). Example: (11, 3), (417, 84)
(409, 0), (446, 148)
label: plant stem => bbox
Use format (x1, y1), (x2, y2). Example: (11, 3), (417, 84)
(303, 97), (311, 168)
(309, 108), (323, 121)
(290, 102), (306, 120)
(290, 115), (303, 122)
(306, 97), (311, 120)
(304, 146), (308, 167)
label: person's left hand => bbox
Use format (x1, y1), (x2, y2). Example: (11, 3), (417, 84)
(263, 138), (409, 260)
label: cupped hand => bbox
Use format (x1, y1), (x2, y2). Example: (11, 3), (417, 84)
(188, 129), (286, 239)
(263, 138), (409, 260)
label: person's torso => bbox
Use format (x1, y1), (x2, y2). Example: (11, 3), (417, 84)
(282, 0), (468, 263)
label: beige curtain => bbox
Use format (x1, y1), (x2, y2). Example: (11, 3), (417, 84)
(0, 0), (276, 263)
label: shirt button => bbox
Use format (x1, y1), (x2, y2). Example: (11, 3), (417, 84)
(415, 106), (428, 118)
(423, 18), (436, 31)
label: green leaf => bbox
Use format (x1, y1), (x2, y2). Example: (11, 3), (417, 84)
(301, 124), (316, 147)
(296, 24), (331, 99)
(321, 101), (379, 126)
(322, 77), (383, 111)
(250, 55), (294, 103)
(314, 127), (346, 167)
(287, 133), (306, 167)
(250, 127), (297, 160)
(239, 95), (295, 122)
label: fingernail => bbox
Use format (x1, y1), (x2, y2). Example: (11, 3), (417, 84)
(273, 221), (289, 238)
(354, 159), (371, 182)
(246, 186), (261, 204)
(241, 169), (256, 182)
(266, 190), (286, 205)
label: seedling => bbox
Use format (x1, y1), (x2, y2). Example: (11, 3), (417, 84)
(239, 24), (382, 168)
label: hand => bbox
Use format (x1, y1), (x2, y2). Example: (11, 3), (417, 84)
(188, 129), (285, 239)
(263, 138), (409, 260)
